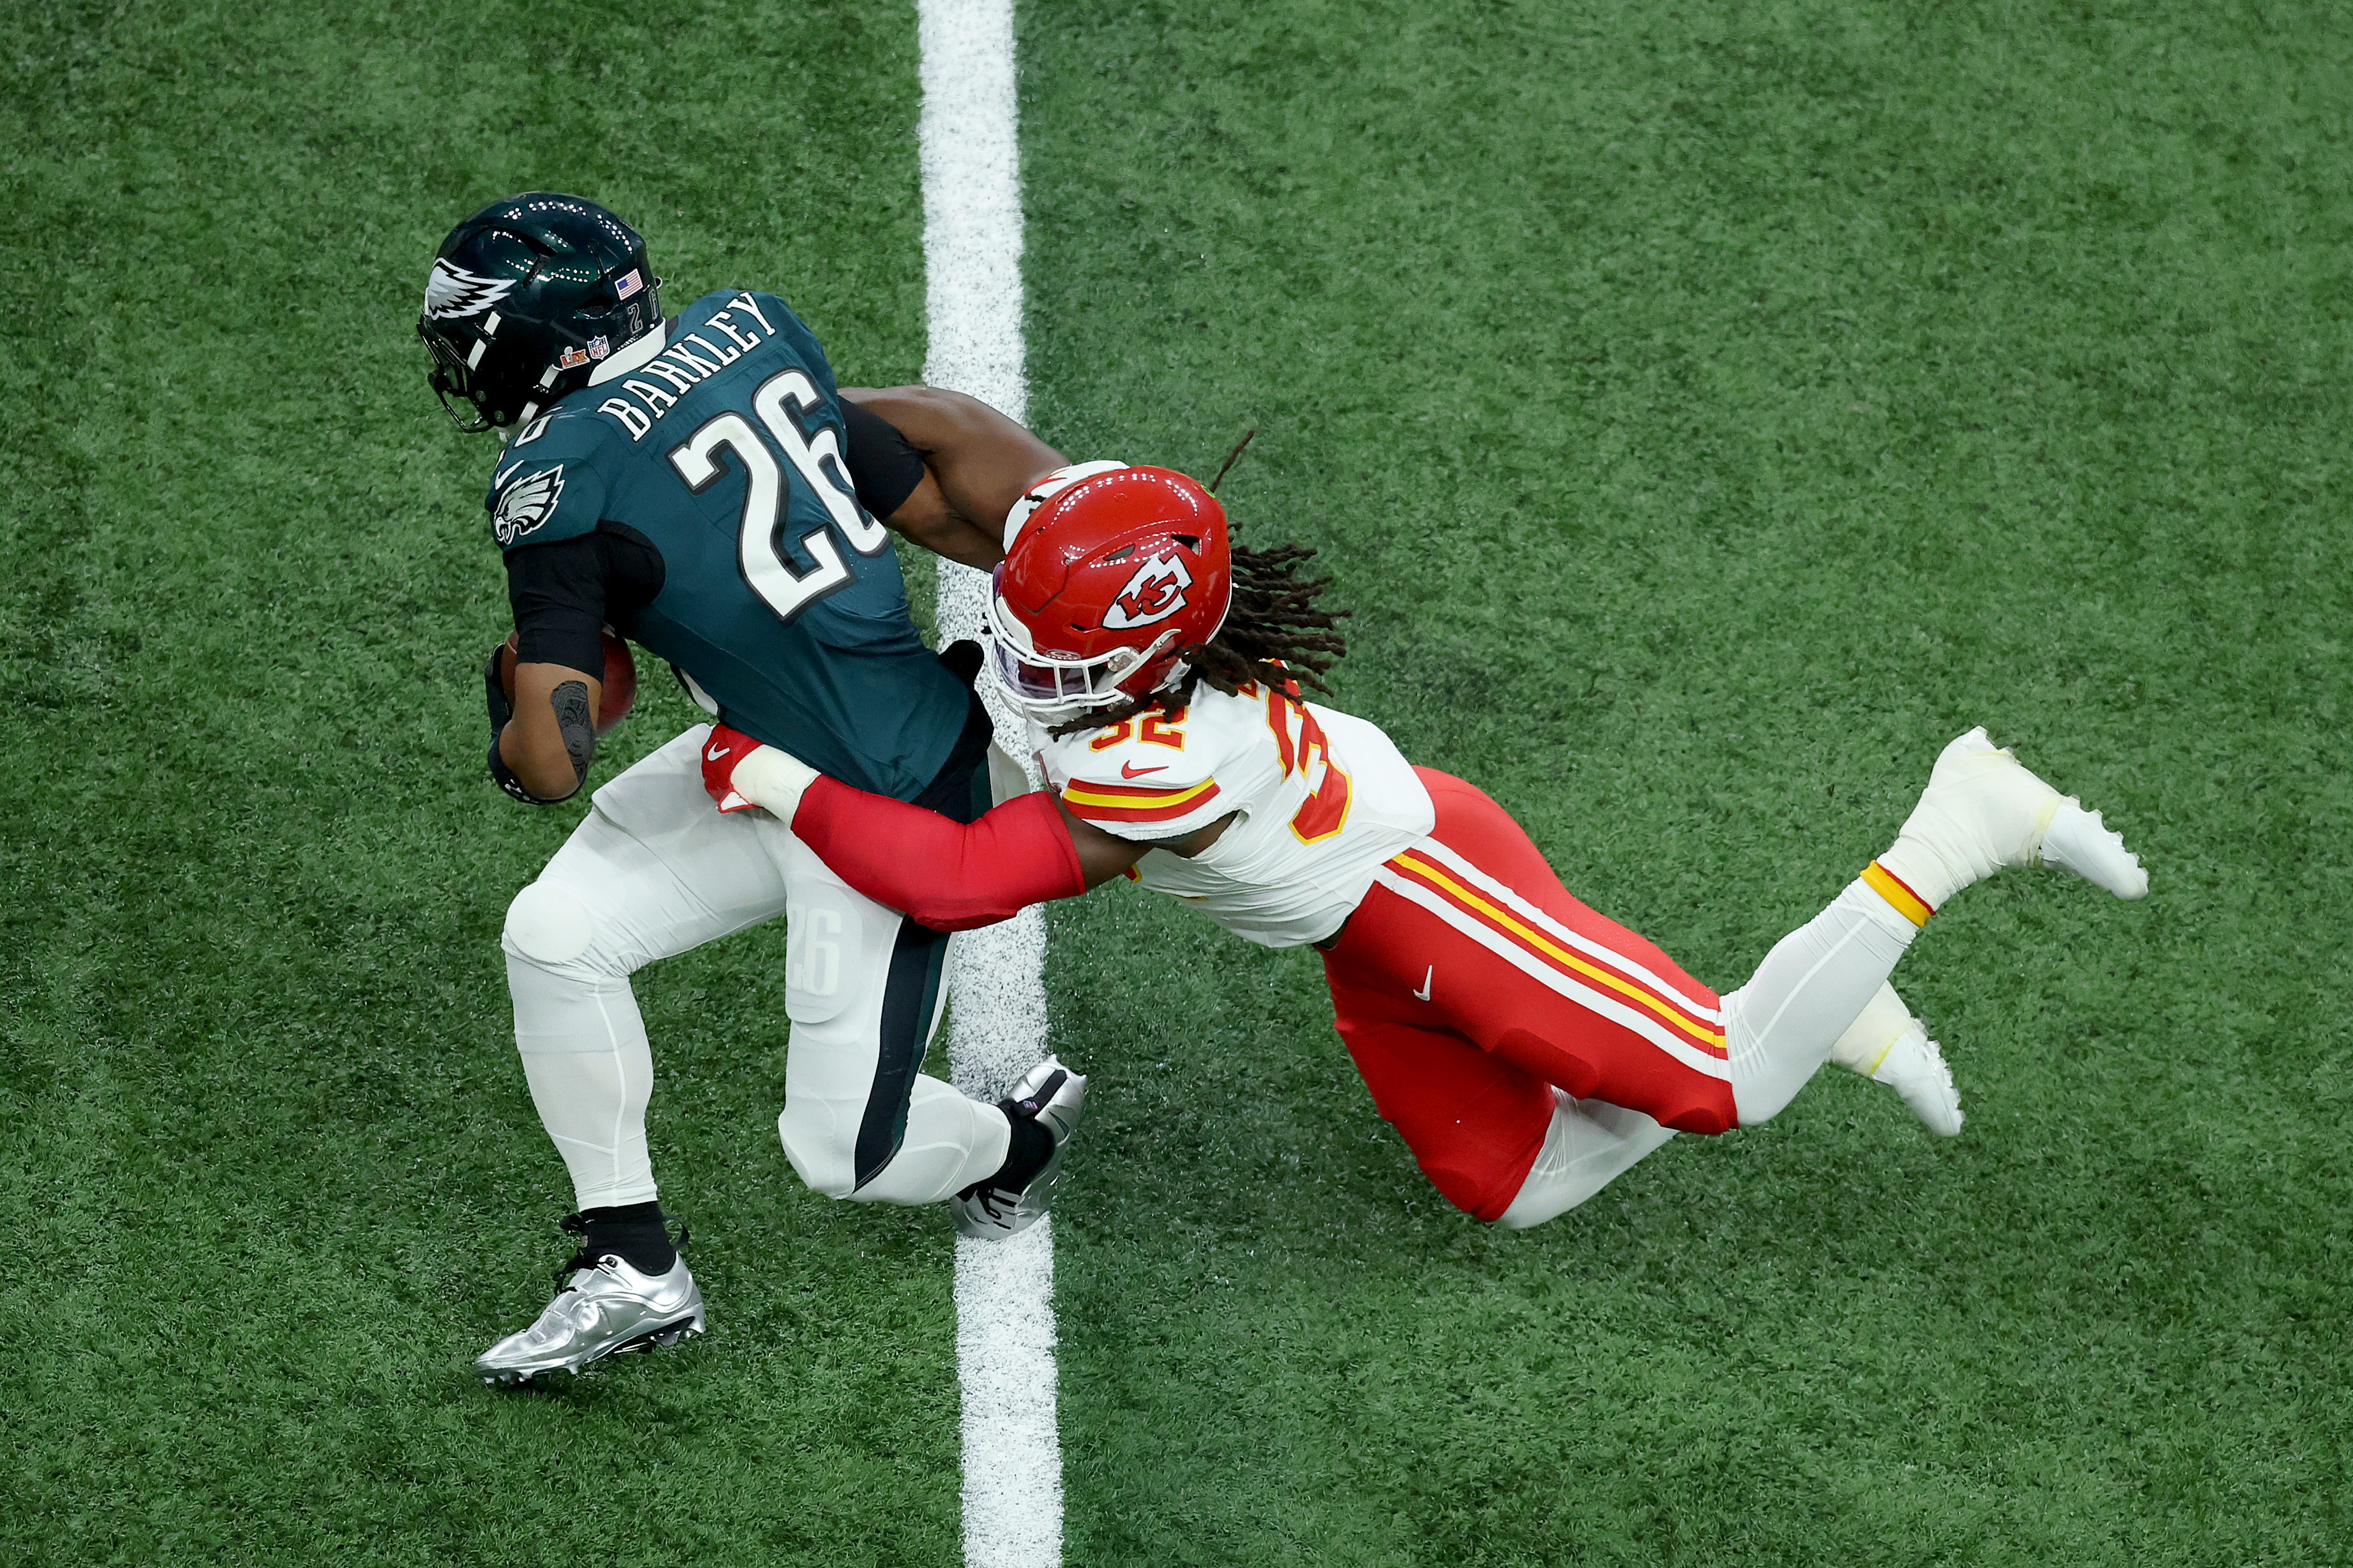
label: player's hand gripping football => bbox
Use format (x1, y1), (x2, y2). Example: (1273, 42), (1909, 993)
(701, 723), (819, 819)
(485, 630), (640, 803)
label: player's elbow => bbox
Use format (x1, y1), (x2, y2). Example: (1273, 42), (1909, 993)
(893, 508), (1004, 571)
(885, 499), (952, 550)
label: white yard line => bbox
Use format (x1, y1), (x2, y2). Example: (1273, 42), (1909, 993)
(917, 3), (1064, 1565)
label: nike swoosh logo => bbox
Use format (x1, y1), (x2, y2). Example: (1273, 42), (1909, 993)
(706, 743), (730, 762)
(1120, 761), (1167, 778)
(493, 460), (528, 489)
(1413, 966), (1434, 1002)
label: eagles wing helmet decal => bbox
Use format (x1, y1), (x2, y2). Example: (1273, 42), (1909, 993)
(1101, 552), (1195, 630)
(493, 466), (565, 545)
(424, 259), (518, 321)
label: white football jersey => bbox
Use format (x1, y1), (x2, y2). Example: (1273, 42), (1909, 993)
(1033, 679), (1436, 948)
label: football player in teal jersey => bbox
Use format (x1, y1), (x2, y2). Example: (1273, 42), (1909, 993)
(418, 193), (1082, 1384)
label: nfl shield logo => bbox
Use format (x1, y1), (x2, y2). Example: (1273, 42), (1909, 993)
(588, 336), (611, 360)
(613, 269), (642, 300)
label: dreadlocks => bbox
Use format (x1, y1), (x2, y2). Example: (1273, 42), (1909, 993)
(1049, 535), (1350, 738)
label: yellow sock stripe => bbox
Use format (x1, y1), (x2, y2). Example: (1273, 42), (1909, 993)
(1391, 853), (1726, 1053)
(1862, 861), (1933, 927)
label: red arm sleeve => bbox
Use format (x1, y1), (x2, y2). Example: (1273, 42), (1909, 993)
(789, 775), (1088, 932)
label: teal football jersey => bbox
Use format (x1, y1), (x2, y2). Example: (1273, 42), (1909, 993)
(485, 289), (969, 802)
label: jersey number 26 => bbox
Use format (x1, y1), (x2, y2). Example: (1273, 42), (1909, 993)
(667, 369), (890, 624)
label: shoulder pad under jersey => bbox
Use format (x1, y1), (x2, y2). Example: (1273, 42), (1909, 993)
(484, 403), (613, 552)
(1045, 700), (1235, 842)
(673, 288), (825, 375)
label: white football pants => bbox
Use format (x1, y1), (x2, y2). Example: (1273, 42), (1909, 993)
(1720, 877), (1920, 1125)
(1497, 879), (1921, 1225)
(501, 725), (1010, 1210)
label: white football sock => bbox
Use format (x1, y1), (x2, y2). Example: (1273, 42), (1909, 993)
(1828, 981), (1914, 1075)
(1717, 730), (2145, 1132)
(1724, 878), (1918, 1125)
(1829, 981), (1963, 1136)
(508, 954), (658, 1209)
(1494, 1092), (1678, 1229)
(1877, 727), (2147, 910)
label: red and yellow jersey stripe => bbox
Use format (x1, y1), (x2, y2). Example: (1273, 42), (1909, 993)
(1380, 845), (1728, 1062)
(1061, 775), (1222, 825)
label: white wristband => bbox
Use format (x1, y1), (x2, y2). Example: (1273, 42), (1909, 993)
(734, 743), (820, 820)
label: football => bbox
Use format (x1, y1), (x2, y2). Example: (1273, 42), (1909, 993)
(499, 628), (637, 734)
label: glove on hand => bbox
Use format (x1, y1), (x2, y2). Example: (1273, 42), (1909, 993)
(484, 642), (515, 734)
(701, 724), (820, 820)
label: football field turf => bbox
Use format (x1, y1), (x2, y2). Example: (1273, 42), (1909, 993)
(4, 0), (2347, 1561)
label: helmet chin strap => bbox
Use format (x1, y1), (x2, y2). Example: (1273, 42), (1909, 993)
(1136, 598), (1228, 698)
(1111, 628), (1181, 695)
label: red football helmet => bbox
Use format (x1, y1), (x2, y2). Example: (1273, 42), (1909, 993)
(989, 463), (1234, 718)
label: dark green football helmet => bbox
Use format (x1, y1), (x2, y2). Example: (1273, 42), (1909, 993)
(418, 193), (664, 432)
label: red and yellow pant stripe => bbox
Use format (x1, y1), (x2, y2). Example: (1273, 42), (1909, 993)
(1376, 840), (1728, 1071)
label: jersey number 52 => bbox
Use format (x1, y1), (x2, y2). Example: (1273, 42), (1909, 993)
(1265, 688), (1353, 844)
(667, 369), (890, 624)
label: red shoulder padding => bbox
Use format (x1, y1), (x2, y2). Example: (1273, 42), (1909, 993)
(791, 775), (1087, 932)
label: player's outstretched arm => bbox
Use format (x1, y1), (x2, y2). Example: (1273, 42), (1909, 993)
(701, 725), (1228, 929)
(841, 385), (1064, 570)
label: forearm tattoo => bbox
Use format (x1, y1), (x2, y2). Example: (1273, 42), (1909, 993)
(552, 680), (597, 783)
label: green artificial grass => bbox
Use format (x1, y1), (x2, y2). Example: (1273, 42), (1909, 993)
(1, 3), (957, 1564)
(1020, 1), (2351, 1562)
(3, 0), (2348, 1563)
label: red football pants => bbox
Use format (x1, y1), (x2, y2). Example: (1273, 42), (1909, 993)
(1319, 770), (1736, 1221)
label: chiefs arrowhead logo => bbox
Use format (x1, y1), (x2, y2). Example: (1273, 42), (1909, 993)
(493, 466), (564, 546)
(1101, 551), (1193, 630)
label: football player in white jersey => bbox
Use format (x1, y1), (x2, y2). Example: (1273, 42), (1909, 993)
(703, 465), (2149, 1228)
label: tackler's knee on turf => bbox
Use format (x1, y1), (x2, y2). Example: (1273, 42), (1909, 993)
(1495, 1093), (1679, 1230)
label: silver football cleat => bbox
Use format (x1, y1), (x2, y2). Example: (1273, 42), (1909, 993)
(475, 1252), (706, 1385)
(952, 1057), (1086, 1240)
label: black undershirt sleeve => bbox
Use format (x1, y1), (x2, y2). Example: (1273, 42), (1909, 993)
(839, 398), (928, 521)
(506, 536), (606, 675)
(505, 526), (664, 673)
